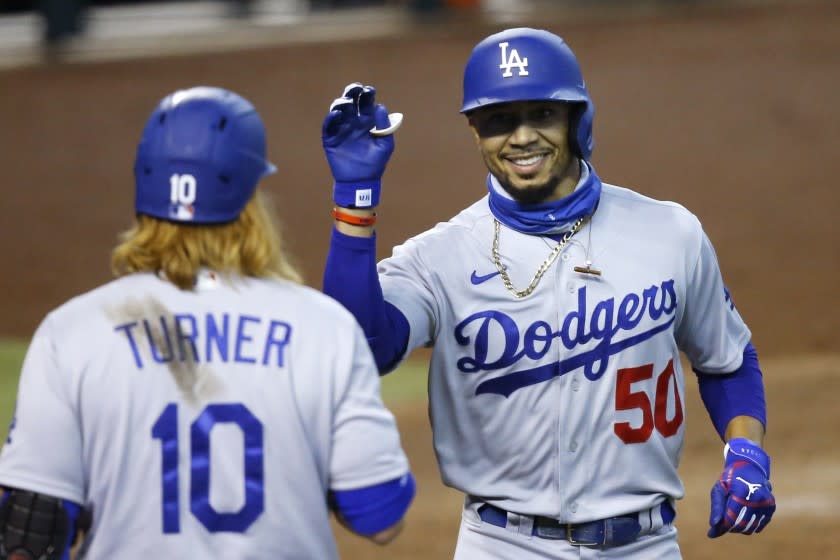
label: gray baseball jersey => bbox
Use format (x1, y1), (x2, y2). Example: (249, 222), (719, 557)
(0, 271), (409, 559)
(378, 183), (749, 522)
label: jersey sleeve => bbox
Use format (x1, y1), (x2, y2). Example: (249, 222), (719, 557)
(328, 323), (410, 491)
(377, 239), (439, 360)
(676, 229), (752, 373)
(0, 315), (85, 503)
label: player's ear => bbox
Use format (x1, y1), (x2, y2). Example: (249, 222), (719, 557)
(465, 115), (481, 144)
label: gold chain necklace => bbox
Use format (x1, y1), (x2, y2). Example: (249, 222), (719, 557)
(491, 216), (586, 299)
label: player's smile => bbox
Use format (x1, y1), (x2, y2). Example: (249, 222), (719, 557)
(504, 151), (550, 174)
(468, 101), (577, 204)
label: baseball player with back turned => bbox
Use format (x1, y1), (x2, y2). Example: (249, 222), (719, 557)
(320, 28), (776, 559)
(0, 86), (415, 559)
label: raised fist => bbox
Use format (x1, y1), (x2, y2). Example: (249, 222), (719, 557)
(708, 438), (776, 537)
(322, 82), (403, 208)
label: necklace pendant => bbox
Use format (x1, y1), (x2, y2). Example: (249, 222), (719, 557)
(573, 264), (602, 276)
(574, 259), (601, 276)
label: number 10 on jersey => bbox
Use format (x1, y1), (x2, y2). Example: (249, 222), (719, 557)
(151, 403), (265, 533)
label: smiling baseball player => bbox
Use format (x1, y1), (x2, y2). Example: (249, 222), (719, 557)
(320, 28), (775, 558)
(0, 86), (415, 559)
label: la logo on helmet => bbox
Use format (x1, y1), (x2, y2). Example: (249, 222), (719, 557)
(498, 42), (529, 77)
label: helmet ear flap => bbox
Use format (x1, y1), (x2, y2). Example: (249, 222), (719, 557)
(569, 101), (594, 160)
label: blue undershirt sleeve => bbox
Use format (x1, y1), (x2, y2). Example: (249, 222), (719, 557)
(323, 227), (410, 373)
(329, 473), (416, 536)
(694, 341), (767, 441)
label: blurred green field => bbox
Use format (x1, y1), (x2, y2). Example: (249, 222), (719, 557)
(0, 339), (27, 435)
(0, 339), (427, 440)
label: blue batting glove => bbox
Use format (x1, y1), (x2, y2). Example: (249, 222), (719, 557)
(708, 438), (776, 538)
(322, 83), (396, 208)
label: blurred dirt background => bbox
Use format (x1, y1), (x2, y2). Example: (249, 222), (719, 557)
(0, 0), (838, 557)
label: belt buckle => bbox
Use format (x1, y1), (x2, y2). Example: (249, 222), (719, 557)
(565, 523), (601, 547)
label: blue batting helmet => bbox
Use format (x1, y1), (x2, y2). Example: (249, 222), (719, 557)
(460, 28), (594, 159)
(134, 86), (276, 224)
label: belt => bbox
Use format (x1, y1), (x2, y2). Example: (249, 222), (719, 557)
(477, 501), (675, 547)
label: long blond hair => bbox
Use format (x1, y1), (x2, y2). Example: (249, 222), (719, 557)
(112, 191), (302, 290)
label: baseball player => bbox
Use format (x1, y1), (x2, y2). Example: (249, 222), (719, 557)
(320, 28), (776, 558)
(0, 86), (415, 559)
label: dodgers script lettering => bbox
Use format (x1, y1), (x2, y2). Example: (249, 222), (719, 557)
(454, 280), (678, 396)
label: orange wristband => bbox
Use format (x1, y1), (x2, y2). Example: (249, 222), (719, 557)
(332, 207), (377, 226)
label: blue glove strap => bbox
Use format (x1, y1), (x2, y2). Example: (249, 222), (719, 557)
(333, 180), (382, 208)
(725, 438), (771, 477)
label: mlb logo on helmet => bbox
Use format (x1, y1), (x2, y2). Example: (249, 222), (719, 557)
(169, 204), (195, 221)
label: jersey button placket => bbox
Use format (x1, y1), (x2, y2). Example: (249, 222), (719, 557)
(555, 244), (576, 518)
(555, 306), (567, 519)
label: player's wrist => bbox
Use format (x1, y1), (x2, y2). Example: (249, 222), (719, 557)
(723, 438), (771, 477)
(333, 206), (377, 216)
(333, 207), (377, 225)
(332, 207), (376, 238)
